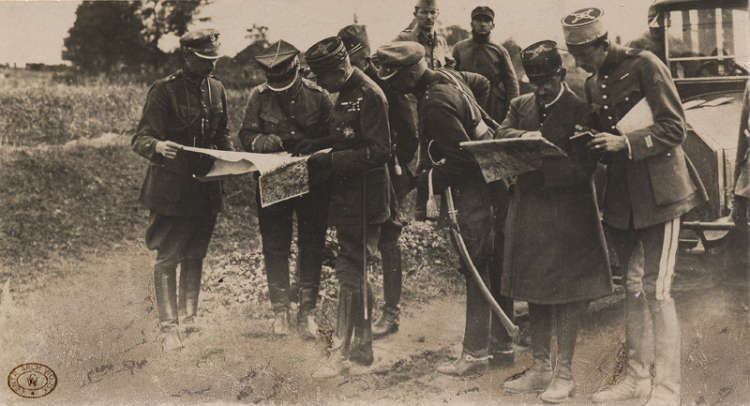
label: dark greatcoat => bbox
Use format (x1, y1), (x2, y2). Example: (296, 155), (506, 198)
(496, 87), (613, 304)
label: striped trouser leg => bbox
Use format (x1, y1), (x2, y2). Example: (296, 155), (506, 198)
(639, 218), (680, 301)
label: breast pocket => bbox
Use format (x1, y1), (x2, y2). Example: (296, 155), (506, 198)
(260, 111), (283, 134)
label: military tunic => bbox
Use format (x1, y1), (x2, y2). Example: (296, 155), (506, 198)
(394, 26), (452, 69)
(584, 43), (707, 230)
(497, 88), (613, 304)
(452, 37), (520, 123)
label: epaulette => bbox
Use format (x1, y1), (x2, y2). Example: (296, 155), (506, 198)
(301, 78), (324, 92)
(625, 48), (643, 57)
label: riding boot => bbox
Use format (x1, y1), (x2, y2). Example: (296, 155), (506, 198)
(297, 287), (319, 341)
(592, 292), (653, 403)
(644, 299), (681, 406)
(154, 264), (183, 351)
(178, 259), (203, 324)
(268, 285), (291, 336)
(313, 289), (355, 379)
(373, 246), (402, 339)
(541, 301), (585, 404)
(350, 282), (374, 366)
(503, 303), (553, 394)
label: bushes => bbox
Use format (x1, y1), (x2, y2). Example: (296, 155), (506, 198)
(0, 71), (252, 147)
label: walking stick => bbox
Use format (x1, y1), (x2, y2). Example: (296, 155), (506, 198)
(362, 175), (369, 321)
(444, 187), (519, 337)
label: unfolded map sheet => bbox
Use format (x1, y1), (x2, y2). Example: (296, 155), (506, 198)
(460, 137), (567, 183)
(182, 147), (329, 208)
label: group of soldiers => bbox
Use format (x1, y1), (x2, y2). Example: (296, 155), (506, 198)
(131, 1), (711, 405)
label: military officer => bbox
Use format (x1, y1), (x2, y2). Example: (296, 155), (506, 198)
(497, 41), (613, 404)
(393, 0), (453, 70)
(132, 29), (233, 352)
(238, 40), (333, 340)
(452, 6), (519, 124)
(377, 41), (499, 376)
(297, 37), (391, 379)
(561, 8), (708, 406)
(451, 5), (519, 367)
(337, 24), (418, 339)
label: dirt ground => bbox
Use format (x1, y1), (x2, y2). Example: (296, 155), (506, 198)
(0, 240), (749, 406)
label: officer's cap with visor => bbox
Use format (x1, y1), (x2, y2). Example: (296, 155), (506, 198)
(561, 7), (608, 53)
(471, 6), (494, 21)
(180, 29), (222, 59)
(520, 40), (563, 84)
(338, 24), (370, 58)
(375, 42), (426, 80)
(305, 37), (349, 76)
(255, 40), (300, 84)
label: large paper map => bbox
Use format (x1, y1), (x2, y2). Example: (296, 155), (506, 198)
(182, 147), (328, 207)
(460, 138), (567, 183)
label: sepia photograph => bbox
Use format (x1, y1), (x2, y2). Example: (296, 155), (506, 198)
(1, 0), (749, 404)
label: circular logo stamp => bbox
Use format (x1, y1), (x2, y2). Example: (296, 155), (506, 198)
(7, 363), (57, 398)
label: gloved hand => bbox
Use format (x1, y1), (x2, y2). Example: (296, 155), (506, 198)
(307, 152), (333, 186)
(253, 134), (284, 153)
(293, 139), (325, 156)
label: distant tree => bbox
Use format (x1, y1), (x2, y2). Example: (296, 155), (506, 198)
(440, 25), (470, 46)
(63, 0), (209, 75)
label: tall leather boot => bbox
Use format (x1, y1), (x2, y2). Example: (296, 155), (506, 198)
(592, 292), (653, 403)
(373, 246), (402, 339)
(541, 301), (585, 404)
(178, 259), (203, 324)
(350, 282), (374, 366)
(503, 303), (553, 394)
(313, 289), (356, 379)
(644, 299), (681, 406)
(154, 264), (183, 352)
(297, 287), (319, 341)
(268, 283), (291, 336)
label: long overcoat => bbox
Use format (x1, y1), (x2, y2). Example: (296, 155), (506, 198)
(497, 87), (613, 304)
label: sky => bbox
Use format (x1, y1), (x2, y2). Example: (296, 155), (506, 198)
(0, 0), (657, 66)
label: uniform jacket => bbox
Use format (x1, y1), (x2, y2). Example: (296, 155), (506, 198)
(416, 69), (493, 224)
(321, 68), (392, 226)
(496, 87), (613, 304)
(394, 26), (453, 69)
(132, 69), (233, 218)
(452, 36), (520, 123)
(734, 81), (750, 198)
(585, 43), (707, 229)
(238, 77), (333, 154)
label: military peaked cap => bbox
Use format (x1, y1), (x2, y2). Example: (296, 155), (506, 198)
(338, 24), (370, 56)
(180, 29), (222, 59)
(520, 40), (563, 83)
(561, 7), (608, 52)
(471, 6), (494, 20)
(255, 40), (300, 83)
(305, 37), (348, 73)
(376, 42), (425, 80)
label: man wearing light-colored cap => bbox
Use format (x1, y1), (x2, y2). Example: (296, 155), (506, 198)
(238, 40), (334, 340)
(561, 8), (707, 406)
(377, 41), (504, 377)
(132, 28), (234, 352)
(298, 36), (392, 379)
(497, 40), (613, 404)
(626, 3), (692, 77)
(338, 24), (419, 340)
(393, 0), (453, 69)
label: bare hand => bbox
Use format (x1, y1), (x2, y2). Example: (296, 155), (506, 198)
(155, 141), (182, 159)
(263, 134), (284, 152)
(586, 132), (627, 155)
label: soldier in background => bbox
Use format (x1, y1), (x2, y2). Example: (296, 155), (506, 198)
(377, 41), (500, 377)
(131, 29), (233, 352)
(238, 40), (333, 340)
(451, 5), (519, 368)
(393, 0), (453, 70)
(297, 37), (392, 379)
(337, 24), (419, 340)
(561, 8), (707, 406)
(452, 6), (519, 124)
(626, 4), (693, 78)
